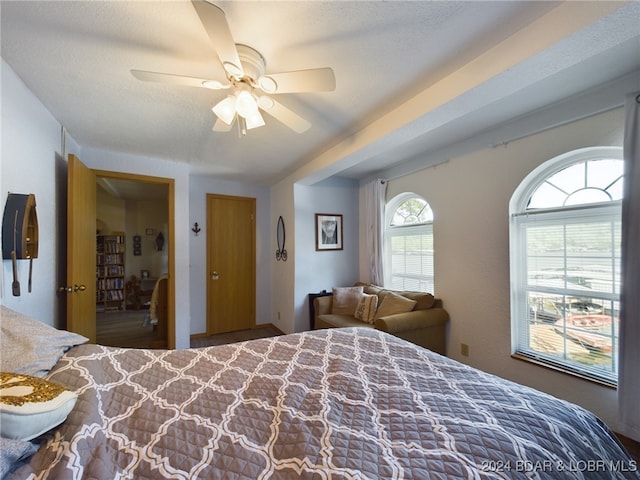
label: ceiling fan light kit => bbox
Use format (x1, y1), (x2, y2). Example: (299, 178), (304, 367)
(245, 112), (265, 130)
(131, 0), (335, 136)
(212, 96), (236, 125)
(235, 85), (259, 117)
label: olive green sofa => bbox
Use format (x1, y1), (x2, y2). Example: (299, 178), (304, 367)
(313, 282), (449, 355)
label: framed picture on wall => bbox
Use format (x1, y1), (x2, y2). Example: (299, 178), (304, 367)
(315, 213), (343, 251)
(133, 235), (142, 256)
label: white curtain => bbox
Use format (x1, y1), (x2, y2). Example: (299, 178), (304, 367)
(364, 179), (387, 286)
(618, 91), (640, 442)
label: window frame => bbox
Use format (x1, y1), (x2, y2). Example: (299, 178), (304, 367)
(384, 193), (435, 292)
(509, 146), (623, 386)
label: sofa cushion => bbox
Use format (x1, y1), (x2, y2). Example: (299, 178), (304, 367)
(374, 292), (417, 319)
(354, 294), (378, 324)
(355, 282), (435, 310)
(316, 314), (372, 330)
(331, 286), (364, 315)
(399, 291), (436, 310)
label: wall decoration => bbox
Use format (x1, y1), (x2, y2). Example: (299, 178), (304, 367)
(133, 235), (142, 256)
(145, 228), (155, 235)
(155, 232), (165, 251)
(141, 269), (150, 279)
(315, 213), (343, 251)
(2, 193), (39, 295)
(276, 216), (287, 261)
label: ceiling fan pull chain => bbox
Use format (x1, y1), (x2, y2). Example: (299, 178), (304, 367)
(238, 117), (247, 137)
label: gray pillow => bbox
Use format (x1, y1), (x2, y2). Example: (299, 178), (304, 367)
(0, 306), (88, 377)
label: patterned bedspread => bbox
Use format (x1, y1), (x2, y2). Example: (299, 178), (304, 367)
(9, 328), (638, 479)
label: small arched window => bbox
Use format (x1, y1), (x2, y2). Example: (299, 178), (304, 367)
(509, 147), (623, 385)
(385, 194), (434, 293)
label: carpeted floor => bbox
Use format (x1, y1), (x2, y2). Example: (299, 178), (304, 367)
(96, 310), (282, 349)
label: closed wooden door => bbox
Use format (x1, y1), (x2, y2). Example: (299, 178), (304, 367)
(206, 194), (255, 334)
(66, 154), (97, 342)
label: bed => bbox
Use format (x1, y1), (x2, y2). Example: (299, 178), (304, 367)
(1, 308), (638, 479)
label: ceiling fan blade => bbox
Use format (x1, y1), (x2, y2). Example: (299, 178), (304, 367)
(131, 69), (229, 90)
(258, 97), (311, 133)
(259, 67), (336, 94)
(213, 117), (234, 132)
(191, 1), (243, 78)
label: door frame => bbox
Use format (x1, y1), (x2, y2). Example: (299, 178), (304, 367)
(93, 169), (176, 349)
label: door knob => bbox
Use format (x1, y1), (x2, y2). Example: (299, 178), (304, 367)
(74, 284), (87, 292)
(210, 272), (220, 280)
(58, 286), (73, 293)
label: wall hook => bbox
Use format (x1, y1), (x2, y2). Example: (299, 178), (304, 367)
(192, 222), (201, 236)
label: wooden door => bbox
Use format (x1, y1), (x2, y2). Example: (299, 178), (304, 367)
(66, 154), (97, 342)
(206, 194), (255, 334)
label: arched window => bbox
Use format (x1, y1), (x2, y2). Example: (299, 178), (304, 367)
(509, 147), (623, 385)
(385, 193), (434, 292)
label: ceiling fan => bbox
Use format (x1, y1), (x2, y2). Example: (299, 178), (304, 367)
(131, 0), (336, 135)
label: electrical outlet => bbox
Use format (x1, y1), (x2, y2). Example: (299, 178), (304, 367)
(461, 343), (469, 357)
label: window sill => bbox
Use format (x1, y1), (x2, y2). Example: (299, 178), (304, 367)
(511, 353), (617, 389)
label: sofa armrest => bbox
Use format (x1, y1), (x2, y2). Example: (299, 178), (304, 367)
(314, 295), (333, 316)
(375, 308), (449, 355)
(375, 308), (449, 334)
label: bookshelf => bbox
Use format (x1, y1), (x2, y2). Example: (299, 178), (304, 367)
(96, 233), (125, 311)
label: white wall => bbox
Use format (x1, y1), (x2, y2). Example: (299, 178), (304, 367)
(188, 175), (271, 334)
(270, 179), (295, 333)
(0, 59), (80, 325)
(384, 107), (624, 428)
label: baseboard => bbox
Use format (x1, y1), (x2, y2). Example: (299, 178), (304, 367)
(190, 332), (209, 340)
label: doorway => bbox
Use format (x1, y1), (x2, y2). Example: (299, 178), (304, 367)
(94, 175), (171, 348)
(206, 193), (256, 335)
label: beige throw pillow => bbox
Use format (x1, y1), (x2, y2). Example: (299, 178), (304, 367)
(354, 294), (378, 324)
(374, 292), (417, 319)
(331, 286), (364, 315)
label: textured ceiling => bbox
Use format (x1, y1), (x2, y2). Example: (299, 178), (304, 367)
(1, 1), (639, 186)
